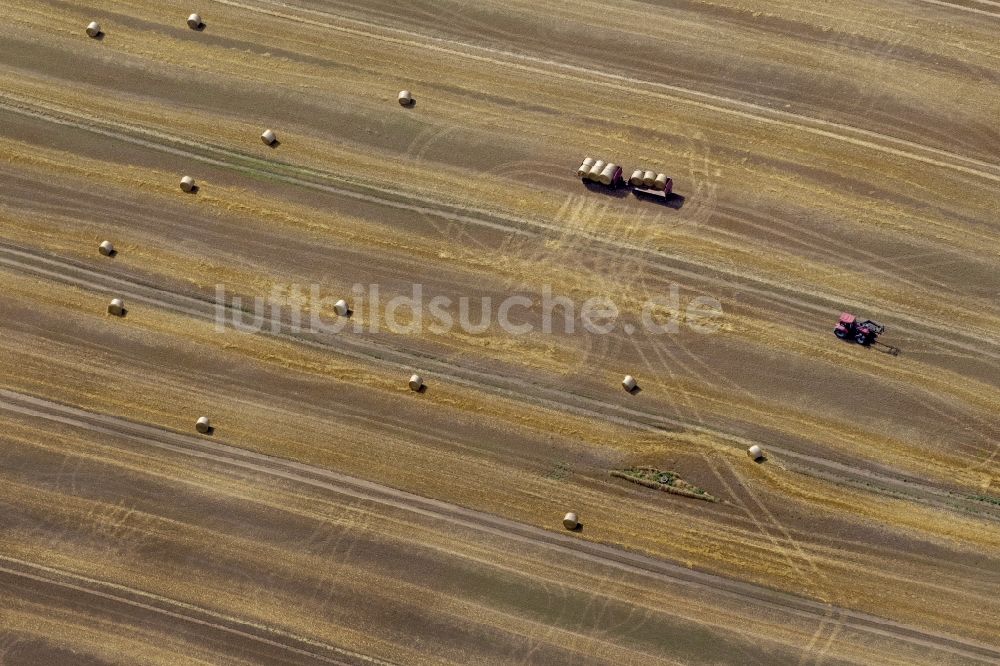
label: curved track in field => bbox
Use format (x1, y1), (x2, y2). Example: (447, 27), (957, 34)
(2, 389), (998, 664)
(2, 94), (997, 362)
(2, 242), (994, 518)
(211, 0), (1000, 183)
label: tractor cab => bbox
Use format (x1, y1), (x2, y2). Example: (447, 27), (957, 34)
(834, 312), (884, 345)
(834, 313), (856, 340)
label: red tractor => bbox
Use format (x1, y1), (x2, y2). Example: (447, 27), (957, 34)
(834, 313), (885, 345)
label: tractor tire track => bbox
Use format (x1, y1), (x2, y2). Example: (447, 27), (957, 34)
(910, 0), (1000, 18)
(2, 93), (998, 360)
(1, 244), (994, 518)
(0, 556), (387, 666)
(211, 0), (1000, 183)
(2, 389), (999, 664)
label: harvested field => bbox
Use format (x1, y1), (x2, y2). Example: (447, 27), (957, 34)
(0, 0), (998, 663)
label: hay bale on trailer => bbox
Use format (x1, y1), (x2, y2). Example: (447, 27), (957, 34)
(98, 241), (115, 257)
(629, 169), (644, 187)
(107, 298), (125, 316)
(196, 416), (211, 434)
(587, 160), (606, 181)
(577, 157), (596, 178)
(654, 173), (668, 191)
(598, 163), (618, 185)
(642, 170), (656, 187)
(261, 128), (277, 145)
(563, 512), (579, 530)
(408, 374), (424, 391)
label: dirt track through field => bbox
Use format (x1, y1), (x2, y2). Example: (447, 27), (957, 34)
(3, 389), (999, 664)
(213, 0), (1000, 182)
(1, 0), (998, 663)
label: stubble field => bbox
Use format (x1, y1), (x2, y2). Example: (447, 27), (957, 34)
(0, 1), (998, 664)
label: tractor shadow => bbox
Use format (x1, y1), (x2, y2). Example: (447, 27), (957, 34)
(633, 189), (685, 209)
(581, 180), (630, 199)
(580, 181), (686, 209)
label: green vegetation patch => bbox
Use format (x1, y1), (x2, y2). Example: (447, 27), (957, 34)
(611, 467), (716, 502)
(967, 493), (1000, 507)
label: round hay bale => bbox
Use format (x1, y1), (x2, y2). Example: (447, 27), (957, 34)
(261, 128), (277, 145)
(653, 173), (668, 191)
(196, 416), (211, 434)
(642, 170), (657, 187)
(622, 375), (638, 392)
(588, 160), (606, 181)
(599, 163), (618, 185)
(107, 298), (125, 316)
(98, 240), (115, 257)
(187, 13), (203, 29)
(334, 299), (349, 316)
(747, 445), (764, 460)
(562, 512), (579, 530)
(398, 90), (413, 106)
(408, 374), (424, 391)
(629, 169), (645, 187)
(86, 21), (101, 38)
(577, 158), (596, 178)
(180, 175), (196, 192)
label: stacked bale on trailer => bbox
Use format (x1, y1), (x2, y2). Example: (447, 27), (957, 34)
(631, 166), (673, 194)
(577, 158), (622, 187)
(598, 163), (619, 185)
(579, 159), (658, 190)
